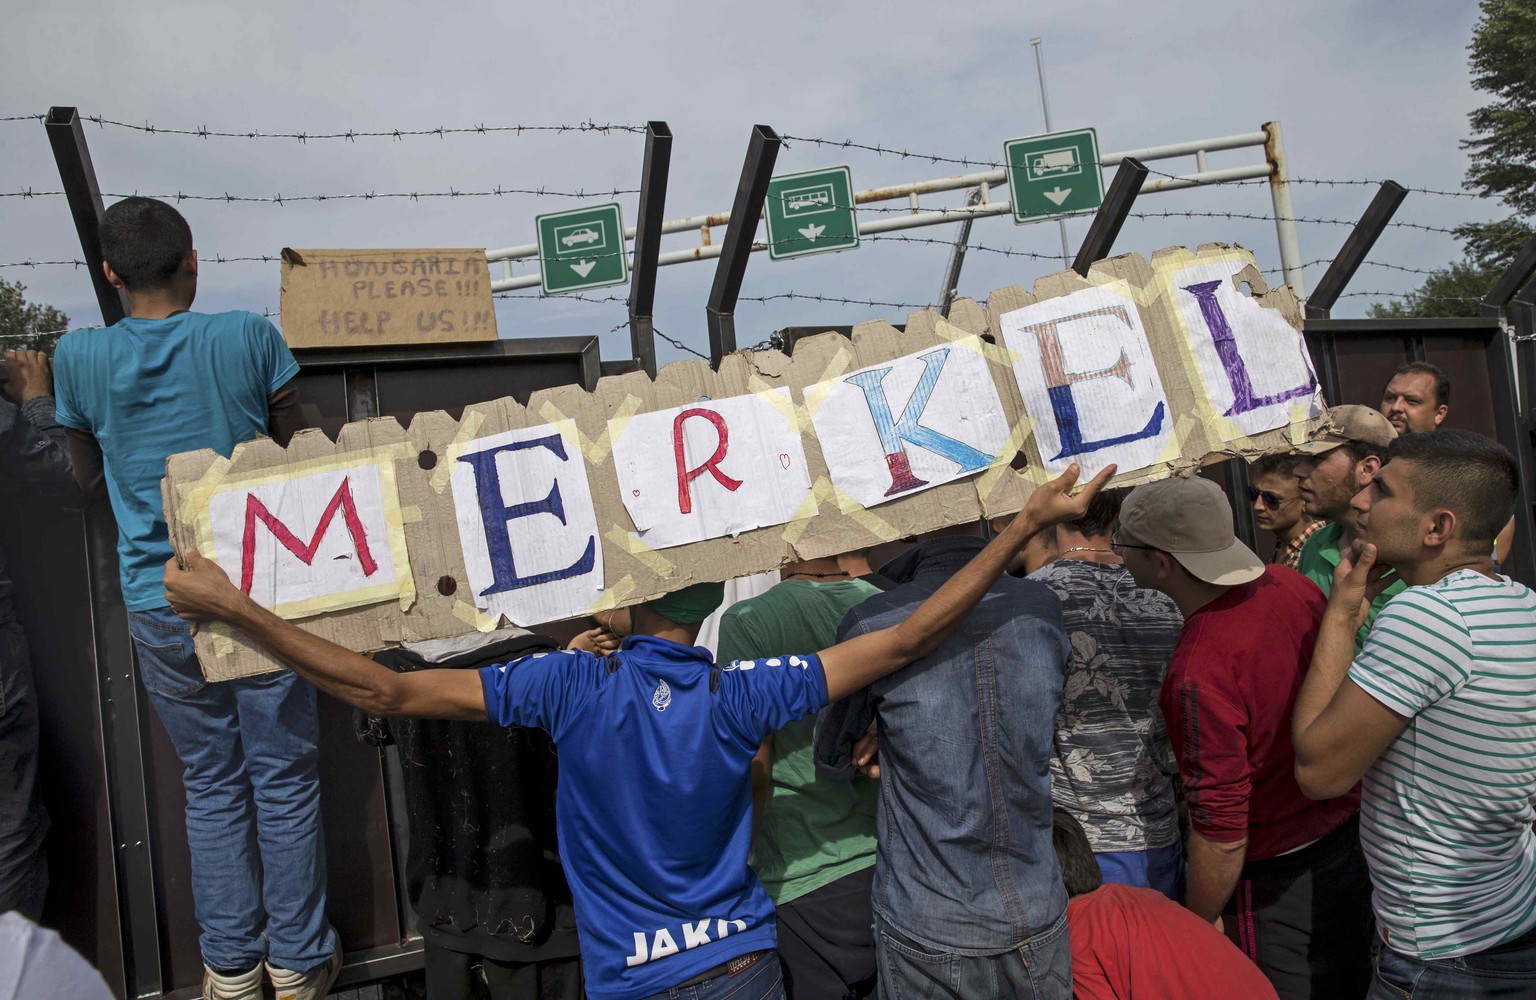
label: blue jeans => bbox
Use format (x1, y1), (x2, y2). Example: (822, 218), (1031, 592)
(128, 607), (332, 972)
(636, 951), (785, 1000)
(0, 622), (47, 920)
(1095, 842), (1185, 902)
(874, 912), (1070, 1000)
(1369, 927), (1536, 999)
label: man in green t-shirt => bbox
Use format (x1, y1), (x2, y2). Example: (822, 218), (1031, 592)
(717, 556), (882, 1000)
(1292, 404), (1405, 649)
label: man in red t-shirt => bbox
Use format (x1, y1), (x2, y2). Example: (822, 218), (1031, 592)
(1053, 808), (1277, 1000)
(1112, 476), (1371, 1000)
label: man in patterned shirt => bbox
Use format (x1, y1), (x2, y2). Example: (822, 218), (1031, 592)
(1294, 429), (1536, 997)
(1026, 488), (1186, 899)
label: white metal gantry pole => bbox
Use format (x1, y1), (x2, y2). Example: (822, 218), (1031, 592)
(1031, 37), (1073, 268)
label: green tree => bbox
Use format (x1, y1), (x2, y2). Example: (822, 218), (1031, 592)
(0, 278), (70, 353)
(1370, 0), (1534, 317)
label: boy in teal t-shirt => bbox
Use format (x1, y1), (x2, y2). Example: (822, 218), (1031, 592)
(52, 197), (337, 1000)
(717, 567), (881, 1000)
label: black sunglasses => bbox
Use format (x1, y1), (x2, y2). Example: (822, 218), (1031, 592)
(1247, 485), (1300, 511)
(1110, 530), (1157, 554)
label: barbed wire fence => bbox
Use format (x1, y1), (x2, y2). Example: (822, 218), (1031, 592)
(0, 113), (1505, 356)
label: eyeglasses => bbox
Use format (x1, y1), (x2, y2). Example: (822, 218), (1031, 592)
(1110, 530), (1157, 555)
(1247, 485), (1301, 511)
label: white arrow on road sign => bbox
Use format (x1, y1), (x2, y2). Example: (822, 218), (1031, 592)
(570, 260), (597, 278)
(798, 223), (826, 242)
(1043, 187), (1072, 206)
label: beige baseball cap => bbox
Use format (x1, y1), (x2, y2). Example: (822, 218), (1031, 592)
(1119, 476), (1264, 586)
(1292, 404), (1397, 455)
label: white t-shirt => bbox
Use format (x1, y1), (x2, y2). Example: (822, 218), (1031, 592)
(1350, 569), (1536, 959)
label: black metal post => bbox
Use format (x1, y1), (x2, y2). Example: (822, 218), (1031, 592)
(44, 107), (126, 324)
(1071, 157), (1148, 276)
(44, 107), (161, 998)
(1484, 240), (1536, 586)
(628, 121), (672, 378)
(1305, 181), (1408, 320)
(706, 125), (781, 366)
(1483, 230), (1536, 316)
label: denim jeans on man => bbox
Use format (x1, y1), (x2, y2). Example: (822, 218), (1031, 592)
(635, 951), (785, 1000)
(875, 912), (1071, 1000)
(127, 606), (333, 972)
(815, 537), (1073, 998)
(1369, 927), (1536, 1000)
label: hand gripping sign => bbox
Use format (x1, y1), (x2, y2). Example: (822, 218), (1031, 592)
(165, 245), (1322, 680)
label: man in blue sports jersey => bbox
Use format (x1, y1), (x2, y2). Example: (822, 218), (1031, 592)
(52, 198), (337, 1000)
(160, 462), (1114, 1000)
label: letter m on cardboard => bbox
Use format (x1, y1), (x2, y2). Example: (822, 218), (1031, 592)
(239, 476), (379, 594)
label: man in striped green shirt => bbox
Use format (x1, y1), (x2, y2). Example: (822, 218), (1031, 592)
(1292, 429), (1536, 998)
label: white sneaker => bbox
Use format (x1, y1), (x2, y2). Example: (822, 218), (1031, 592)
(267, 947), (342, 1000)
(202, 963), (262, 1000)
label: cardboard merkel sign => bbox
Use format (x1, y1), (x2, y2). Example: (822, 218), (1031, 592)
(165, 244), (1324, 681)
(278, 248), (499, 349)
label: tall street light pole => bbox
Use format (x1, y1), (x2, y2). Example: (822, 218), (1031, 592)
(1031, 37), (1073, 267)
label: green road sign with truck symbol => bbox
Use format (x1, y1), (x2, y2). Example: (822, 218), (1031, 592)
(1003, 128), (1105, 223)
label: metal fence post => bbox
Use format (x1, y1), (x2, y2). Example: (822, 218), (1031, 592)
(44, 107), (126, 324)
(1263, 121), (1307, 302)
(936, 187), (983, 317)
(1305, 181), (1408, 320)
(628, 121), (672, 378)
(1481, 231), (1536, 585)
(1071, 157), (1148, 276)
(706, 125), (781, 366)
(43, 106), (162, 999)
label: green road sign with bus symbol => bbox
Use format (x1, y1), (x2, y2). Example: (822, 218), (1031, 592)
(764, 166), (860, 260)
(1003, 128), (1105, 223)
(535, 202), (629, 294)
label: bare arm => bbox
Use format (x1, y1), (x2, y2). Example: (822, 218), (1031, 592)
(65, 427), (105, 493)
(1186, 831), (1247, 925)
(1293, 544), (1407, 800)
(266, 383), (307, 447)
(750, 738), (773, 848)
(818, 463), (1115, 702)
(164, 550), (487, 720)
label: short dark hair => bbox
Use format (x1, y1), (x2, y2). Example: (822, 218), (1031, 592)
(1065, 487), (1126, 538)
(99, 196), (193, 290)
(1337, 439), (1378, 466)
(1051, 808), (1103, 897)
(1251, 453), (1303, 480)
(1389, 361), (1451, 408)
(1386, 430), (1518, 545)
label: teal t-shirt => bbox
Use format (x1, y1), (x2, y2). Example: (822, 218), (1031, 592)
(1295, 520), (1407, 651)
(717, 578), (881, 904)
(53, 311), (299, 611)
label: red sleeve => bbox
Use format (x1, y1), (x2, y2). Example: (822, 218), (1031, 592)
(1161, 633), (1252, 844)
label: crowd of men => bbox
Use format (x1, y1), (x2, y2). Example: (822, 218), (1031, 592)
(1, 196), (1534, 1000)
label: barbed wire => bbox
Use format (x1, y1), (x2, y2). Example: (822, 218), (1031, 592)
(0, 185), (640, 204)
(738, 291), (933, 310)
(1140, 165), (1483, 199)
(1126, 209), (1463, 235)
(779, 133), (1005, 170)
(0, 112), (645, 141)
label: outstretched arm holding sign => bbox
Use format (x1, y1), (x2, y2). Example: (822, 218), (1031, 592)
(163, 462), (1115, 718)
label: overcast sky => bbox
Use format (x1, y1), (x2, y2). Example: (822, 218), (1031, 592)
(0, 0), (1498, 364)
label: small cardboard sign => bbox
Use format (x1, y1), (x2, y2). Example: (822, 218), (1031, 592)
(278, 248), (499, 349)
